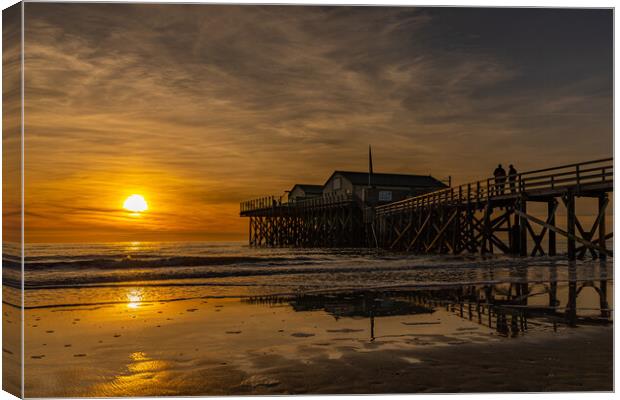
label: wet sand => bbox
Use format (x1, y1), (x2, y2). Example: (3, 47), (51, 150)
(16, 290), (613, 397)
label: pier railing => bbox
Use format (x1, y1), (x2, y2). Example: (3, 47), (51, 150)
(376, 158), (612, 216)
(240, 195), (283, 213)
(241, 192), (354, 214)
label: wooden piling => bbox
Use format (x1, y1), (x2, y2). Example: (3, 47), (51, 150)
(518, 197), (527, 257)
(548, 200), (556, 256)
(599, 194), (607, 260)
(566, 191), (576, 261)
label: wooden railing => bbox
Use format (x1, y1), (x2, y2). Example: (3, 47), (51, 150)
(240, 195), (284, 213)
(376, 158), (613, 216)
(241, 192), (353, 214)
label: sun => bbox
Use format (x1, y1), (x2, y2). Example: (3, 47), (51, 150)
(123, 194), (148, 213)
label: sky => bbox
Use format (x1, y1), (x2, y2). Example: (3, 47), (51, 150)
(3, 3), (22, 245)
(21, 4), (612, 243)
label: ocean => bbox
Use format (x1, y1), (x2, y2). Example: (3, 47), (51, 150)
(3, 241), (613, 310)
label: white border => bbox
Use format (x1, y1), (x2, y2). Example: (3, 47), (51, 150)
(0, 1), (616, 400)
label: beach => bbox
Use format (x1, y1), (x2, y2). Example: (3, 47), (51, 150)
(19, 295), (612, 396)
(3, 242), (613, 396)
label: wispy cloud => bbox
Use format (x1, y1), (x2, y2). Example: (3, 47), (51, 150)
(22, 5), (612, 242)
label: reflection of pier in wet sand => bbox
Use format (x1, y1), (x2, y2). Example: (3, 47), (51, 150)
(247, 262), (612, 340)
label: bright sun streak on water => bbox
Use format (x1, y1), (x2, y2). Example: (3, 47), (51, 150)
(123, 195), (148, 213)
(127, 289), (143, 309)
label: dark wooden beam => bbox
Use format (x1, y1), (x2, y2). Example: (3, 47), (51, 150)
(565, 192), (576, 260)
(426, 210), (458, 252)
(548, 200), (557, 256)
(514, 209), (612, 257)
(406, 212), (432, 251)
(599, 195), (608, 260)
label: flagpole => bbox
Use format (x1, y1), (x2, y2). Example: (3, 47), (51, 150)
(368, 145), (373, 187)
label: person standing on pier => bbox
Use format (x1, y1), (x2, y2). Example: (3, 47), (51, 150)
(493, 164), (507, 195)
(508, 165), (518, 193)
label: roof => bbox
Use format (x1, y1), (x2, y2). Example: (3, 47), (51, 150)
(325, 171), (447, 188)
(289, 184), (324, 194)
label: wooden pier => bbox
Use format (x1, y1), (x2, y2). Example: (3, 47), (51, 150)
(240, 194), (365, 247)
(240, 158), (613, 260)
(374, 158), (612, 260)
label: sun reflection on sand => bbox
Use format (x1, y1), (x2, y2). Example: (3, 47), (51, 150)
(126, 289), (143, 309)
(127, 352), (167, 374)
(92, 352), (171, 397)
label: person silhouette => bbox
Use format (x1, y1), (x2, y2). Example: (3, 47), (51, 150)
(493, 164), (507, 196)
(508, 165), (518, 193)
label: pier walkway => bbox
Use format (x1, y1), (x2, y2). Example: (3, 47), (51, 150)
(374, 158), (612, 260)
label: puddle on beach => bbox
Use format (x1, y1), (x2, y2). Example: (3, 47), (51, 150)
(13, 270), (613, 396)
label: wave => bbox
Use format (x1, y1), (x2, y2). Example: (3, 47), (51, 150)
(11, 255), (326, 271)
(13, 263), (463, 288)
(8, 250), (571, 271)
(5, 256), (581, 290)
(3, 244), (609, 294)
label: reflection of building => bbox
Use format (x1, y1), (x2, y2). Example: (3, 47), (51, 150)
(290, 293), (434, 318)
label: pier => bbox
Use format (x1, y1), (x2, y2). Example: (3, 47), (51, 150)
(240, 193), (364, 247)
(240, 158), (613, 260)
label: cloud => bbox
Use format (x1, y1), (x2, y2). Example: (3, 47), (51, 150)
(20, 4), (612, 242)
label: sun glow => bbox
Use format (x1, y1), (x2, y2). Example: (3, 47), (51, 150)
(126, 289), (143, 309)
(123, 195), (148, 213)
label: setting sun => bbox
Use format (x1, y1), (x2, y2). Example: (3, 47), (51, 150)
(123, 194), (148, 213)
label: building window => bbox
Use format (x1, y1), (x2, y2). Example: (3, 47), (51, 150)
(333, 177), (341, 190)
(379, 190), (392, 201)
